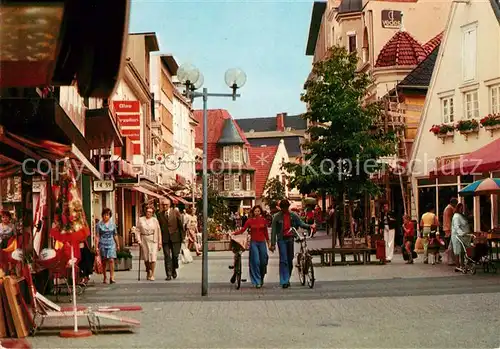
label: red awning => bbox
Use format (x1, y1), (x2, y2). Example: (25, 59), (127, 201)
(0, 126), (101, 179)
(430, 138), (500, 177)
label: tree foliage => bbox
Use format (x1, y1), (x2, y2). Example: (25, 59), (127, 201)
(283, 45), (396, 200)
(262, 176), (287, 207)
(197, 186), (231, 233)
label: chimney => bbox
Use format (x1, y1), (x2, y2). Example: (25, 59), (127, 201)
(276, 112), (285, 132)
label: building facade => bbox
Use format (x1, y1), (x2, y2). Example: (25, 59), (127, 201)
(410, 0), (500, 231)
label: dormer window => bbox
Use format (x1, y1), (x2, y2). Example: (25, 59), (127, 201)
(233, 147), (241, 163)
(223, 147), (230, 162)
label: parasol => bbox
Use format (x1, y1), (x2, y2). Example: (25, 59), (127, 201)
(49, 159), (92, 338)
(459, 178), (500, 196)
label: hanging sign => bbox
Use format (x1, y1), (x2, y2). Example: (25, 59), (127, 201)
(113, 100), (141, 155)
(381, 10), (402, 28)
(93, 180), (115, 192)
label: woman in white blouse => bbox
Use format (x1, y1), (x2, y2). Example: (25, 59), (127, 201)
(137, 205), (162, 281)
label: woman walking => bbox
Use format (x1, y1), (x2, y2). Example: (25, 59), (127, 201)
(233, 205), (269, 288)
(137, 205), (162, 281)
(402, 215), (415, 264)
(451, 203), (471, 271)
(95, 208), (119, 284)
(184, 207), (201, 256)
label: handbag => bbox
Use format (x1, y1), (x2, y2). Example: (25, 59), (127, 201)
(94, 251), (103, 274)
(181, 243), (193, 264)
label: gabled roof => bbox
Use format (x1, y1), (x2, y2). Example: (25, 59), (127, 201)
(306, 2), (327, 56)
(193, 109), (249, 146)
(423, 32), (443, 53)
(218, 118), (245, 145)
(249, 145), (278, 198)
(398, 44), (440, 89)
(375, 31), (427, 68)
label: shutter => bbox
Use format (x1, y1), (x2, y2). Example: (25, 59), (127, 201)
(463, 28), (477, 81)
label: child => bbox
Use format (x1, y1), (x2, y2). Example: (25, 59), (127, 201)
(427, 227), (444, 265)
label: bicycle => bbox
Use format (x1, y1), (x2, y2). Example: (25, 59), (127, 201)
(228, 234), (247, 289)
(292, 227), (315, 288)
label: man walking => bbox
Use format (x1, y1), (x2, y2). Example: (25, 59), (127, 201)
(158, 198), (185, 280)
(443, 198), (458, 265)
(379, 202), (396, 263)
(270, 200), (315, 289)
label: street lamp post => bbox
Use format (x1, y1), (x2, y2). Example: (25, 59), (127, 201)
(178, 64), (246, 296)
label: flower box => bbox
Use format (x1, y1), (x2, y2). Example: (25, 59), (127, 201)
(484, 124), (500, 136)
(115, 257), (132, 271)
(429, 124), (455, 143)
(436, 132), (454, 143)
(459, 127), (479, 140)
(207, 240), (231, 251)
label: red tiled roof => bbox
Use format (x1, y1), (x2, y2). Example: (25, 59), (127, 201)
(193, 109), (249, 146)
(193, 109), (251, 171)
(423, 32), (443, 54)
(374, 31), (427, 68)
(249, 146), (278, 198)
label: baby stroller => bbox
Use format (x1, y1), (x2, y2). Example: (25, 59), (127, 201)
(455, 234), (497, 275)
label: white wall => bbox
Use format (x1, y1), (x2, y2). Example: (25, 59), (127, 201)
(173, 95), (195, 183)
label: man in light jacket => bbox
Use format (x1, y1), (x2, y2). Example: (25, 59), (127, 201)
(270, 200), (315, 289)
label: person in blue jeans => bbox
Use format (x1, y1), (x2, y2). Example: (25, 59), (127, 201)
(232, 205), (269, 288)
(270, 200), (315, 288)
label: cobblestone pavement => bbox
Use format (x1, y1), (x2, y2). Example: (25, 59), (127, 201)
(28, 231), (500, 348)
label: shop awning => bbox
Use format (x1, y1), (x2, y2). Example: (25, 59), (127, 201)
(430, 138), (500, 178)
(0, 126), (101, 179)
(85, 107), (123, 149)
(131, 186), (164, 199)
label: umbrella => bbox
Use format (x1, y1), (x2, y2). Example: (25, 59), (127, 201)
(459, 178), (500, 196)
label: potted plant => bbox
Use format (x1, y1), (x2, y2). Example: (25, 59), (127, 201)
(115, 248), (133, 271)
(429, 123), (455, 142)
(455, 119), (479, 139)
(480, 114), (500, 132)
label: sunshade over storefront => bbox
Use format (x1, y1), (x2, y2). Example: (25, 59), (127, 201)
(430, 138), (500, 177)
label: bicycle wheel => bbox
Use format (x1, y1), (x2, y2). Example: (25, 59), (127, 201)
(306, 257), (315, 289)
(235, 256), (242, 290)
(297, 254), (306, 286)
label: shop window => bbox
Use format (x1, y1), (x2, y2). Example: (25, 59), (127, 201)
(460, 175), (474, 184)
(418, 186), (436, 221)
(460, 186), (474, 219)
(480, 195), (492, 231)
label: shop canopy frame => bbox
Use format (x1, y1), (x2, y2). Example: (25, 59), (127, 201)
(0, 125), (101, 179)
(430, 138), (500, 178)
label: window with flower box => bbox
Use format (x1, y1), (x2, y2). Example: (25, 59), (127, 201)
(441, 97), (454, 123)
(491, 85), (500, 114)
(464, 91), (479, 119)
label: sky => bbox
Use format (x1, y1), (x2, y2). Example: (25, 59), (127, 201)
(129, 0), (314, 119)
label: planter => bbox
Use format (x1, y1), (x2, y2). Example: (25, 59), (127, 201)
(207, 240), (231, 251)
(459, 128), (479, 140)
(115, 258), (132, 271)
(436, 132), (454, 144)
(343, 237), (367, 248)
(484, 124), (500, 137)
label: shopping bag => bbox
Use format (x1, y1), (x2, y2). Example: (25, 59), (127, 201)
(415, 237), (423, 251)
(181, 243), (193, 264)
(94, 252), (103, 274)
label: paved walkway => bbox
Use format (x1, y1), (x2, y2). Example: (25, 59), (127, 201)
(28, 230), (500, 348)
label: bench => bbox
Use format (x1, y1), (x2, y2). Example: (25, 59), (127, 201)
(319, 247), (378, 266)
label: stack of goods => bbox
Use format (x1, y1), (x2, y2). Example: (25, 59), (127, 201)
(0, 275), (33, 339)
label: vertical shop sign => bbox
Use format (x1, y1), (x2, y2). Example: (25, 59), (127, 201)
(113, 101), (141, 155)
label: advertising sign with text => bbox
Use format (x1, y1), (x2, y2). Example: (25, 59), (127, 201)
(113, 100), (141, 155)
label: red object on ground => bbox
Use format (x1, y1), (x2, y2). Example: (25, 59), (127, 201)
(376, 240), (386, 262)
(59, 329), (93, 338)
(0, 339), (32, 348)
(97, 305), (143, 312)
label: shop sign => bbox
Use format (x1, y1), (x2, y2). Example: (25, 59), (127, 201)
(93, 180), (115, 192)
(436, 154), (466, 169)
(113, 100), (141, 155)
(32, 181), (46, 193)
(381, 10), (402, 29)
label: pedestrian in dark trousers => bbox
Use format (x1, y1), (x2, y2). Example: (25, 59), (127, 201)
(270, 200), (315, 289)
(157, 198), (185, 280)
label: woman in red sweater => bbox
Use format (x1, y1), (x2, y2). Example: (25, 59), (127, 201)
(233, 205), (269, 288)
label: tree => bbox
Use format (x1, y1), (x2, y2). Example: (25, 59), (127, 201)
(262, 176), (286, 208)
(283, 46), (396, 247)
(197, 187), (231, 239)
